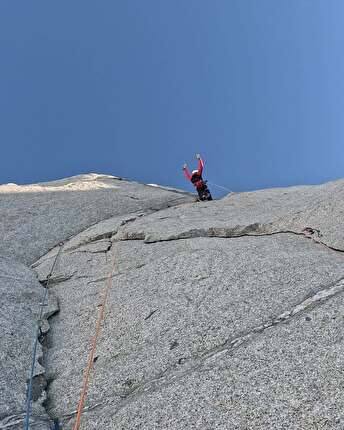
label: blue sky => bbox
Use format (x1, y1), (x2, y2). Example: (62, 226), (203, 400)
(0, 1), (343, 197)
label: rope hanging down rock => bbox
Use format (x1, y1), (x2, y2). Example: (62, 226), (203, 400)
(24, 242), (64, 430)
(72, 244), (118, 430)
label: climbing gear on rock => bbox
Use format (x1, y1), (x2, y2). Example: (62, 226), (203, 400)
(302, 227), (322, 238)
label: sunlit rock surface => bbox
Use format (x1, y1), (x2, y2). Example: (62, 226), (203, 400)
(0, 174), (193, 429)
(0, 173), (193, 265)
(2, 174), (344, 429)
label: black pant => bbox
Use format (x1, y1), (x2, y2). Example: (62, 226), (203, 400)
(197, 185), (212, 201)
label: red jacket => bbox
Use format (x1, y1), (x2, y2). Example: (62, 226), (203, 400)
(183, 158), (204, 189)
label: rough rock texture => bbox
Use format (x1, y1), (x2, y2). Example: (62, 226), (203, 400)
(0, 174), (193, 429)
(0, 173), (193, 265)
(2, 174), (344, 429)
(0, 257), (58, 430)
(115, 179), (344, 251)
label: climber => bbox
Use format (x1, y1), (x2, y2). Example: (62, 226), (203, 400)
(182, 154), (213, 201)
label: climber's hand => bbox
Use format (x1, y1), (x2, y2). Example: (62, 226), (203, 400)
(196, 153), (201, 160)
(182, 164), (187, 170)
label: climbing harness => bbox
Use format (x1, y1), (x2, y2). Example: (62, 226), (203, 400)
(24, 242), (64, 430)
(197, 183), (213, 201)
(72, 244), (118, 430)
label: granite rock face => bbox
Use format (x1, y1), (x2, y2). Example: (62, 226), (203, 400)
(2, 174), (344, 429)
(0, 256), (58, 430)
(115, 179), (344, 251)
(0, 173), (193, 265)
(0, 174), (193, 429)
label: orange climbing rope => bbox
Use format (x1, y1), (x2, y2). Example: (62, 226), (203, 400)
(72, 245), (118, 430)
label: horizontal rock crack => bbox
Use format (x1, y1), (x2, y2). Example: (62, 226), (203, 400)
(116, 225), (344, 258)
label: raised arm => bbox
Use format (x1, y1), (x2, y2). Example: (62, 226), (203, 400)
(182, 164), (192, 181)
(196, 154), (204, 175)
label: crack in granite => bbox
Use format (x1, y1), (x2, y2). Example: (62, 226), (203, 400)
(55, 276), (344, 422)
